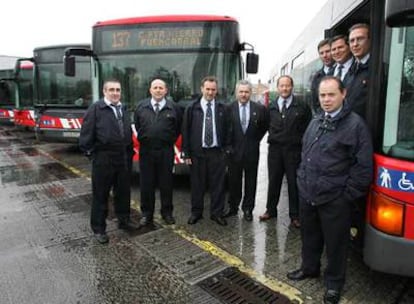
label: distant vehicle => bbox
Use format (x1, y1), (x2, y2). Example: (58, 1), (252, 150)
(13, 61), (35, 129)
(0, 68), (15, 124)
(16, 45), (92, 142)
(269, 0), (414, 277)
(64, 15), (258, 172)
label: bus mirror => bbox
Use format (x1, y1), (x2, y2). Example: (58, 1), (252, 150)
(246, 53), (259, 74)
(64, 56), (76, 77)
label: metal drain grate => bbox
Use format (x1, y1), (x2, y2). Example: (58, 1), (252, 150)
(198, 267), (292, 304)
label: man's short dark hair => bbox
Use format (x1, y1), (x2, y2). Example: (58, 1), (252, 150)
(318, 38), (332, 51)
(319, 75), (345, 93)
(277, 75), (294, 87)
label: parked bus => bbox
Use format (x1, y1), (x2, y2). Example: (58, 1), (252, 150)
(64, 15), (258, 172)
(0, 56), (20, 124)
(16, 45), (92, 142)
(12, 61), (35, 128)
(269, 0), (414, 277)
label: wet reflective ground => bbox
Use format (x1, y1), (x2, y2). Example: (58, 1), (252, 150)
(1, 124), (413, 304)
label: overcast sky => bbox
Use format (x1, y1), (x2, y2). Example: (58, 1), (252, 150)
(2, 0), (326, 83)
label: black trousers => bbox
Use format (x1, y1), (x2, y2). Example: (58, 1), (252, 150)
(91, 150), (131, 234)
(139, 145), (174, 219)
(266, 145), (301, 219)
(190, 148), (226, 217)
(299, 198), (351, 291)
(228, 156), (259, 212)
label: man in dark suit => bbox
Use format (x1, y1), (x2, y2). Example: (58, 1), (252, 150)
(181, 76), (231, 226)
(259, 75), (312, 228)
(347, 23), (370, 118)
(224, 80), (269, 221)
(310, 38), (335, 114)
(134, 78), (182, 226)
(330, 35), (354, 87)
(79, 78), (136, 244)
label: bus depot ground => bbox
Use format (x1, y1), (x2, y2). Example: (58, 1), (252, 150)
(0, 124), (413, 304)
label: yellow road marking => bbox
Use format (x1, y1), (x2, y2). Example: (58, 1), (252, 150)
(42, 149), (303, 303)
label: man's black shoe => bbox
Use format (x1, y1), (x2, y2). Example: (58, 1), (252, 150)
(187, 215), (202, 225)
(286, 269), (319, 281)
(140, 216), (153, 226)
(243, 211), (253, 222)
(118, 221), (139, 231)
(223, 209), (238, 218)
(210, 215), (228, 226)
(94, 233), (109, 244)
(162, 214), (176, 225)
(323, 289), (340, 304)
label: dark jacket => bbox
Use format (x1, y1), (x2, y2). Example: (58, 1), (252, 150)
(134, 98), (182, 148)
(181, 98), (231, 158)
(297, 104), (373, 205)
(79, 99), (133, 154)
(345, 58), (369, 118)
(267, 96), (312, 149)
(228, 100), (269, 162)
(310, 66), (334, 114)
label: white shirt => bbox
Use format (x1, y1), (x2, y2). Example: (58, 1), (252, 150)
(104, 98), (122, 118)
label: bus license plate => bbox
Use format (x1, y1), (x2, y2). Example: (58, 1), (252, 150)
(63, 131), (80, 138)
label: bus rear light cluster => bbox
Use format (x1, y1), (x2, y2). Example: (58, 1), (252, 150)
(369, 191), (405, 236)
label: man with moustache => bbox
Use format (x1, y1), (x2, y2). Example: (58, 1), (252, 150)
(224, 80), (269, 221)
(287, 76), (373, 304)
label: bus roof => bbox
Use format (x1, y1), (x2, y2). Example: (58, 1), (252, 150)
(94, 15), (238, 27)
(33, 44), (91, 52)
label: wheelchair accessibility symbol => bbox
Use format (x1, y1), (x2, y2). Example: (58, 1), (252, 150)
(378, 167), (414, 192)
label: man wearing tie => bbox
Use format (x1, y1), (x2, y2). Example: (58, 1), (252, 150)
(310, 38), (335, 114)
(79, 78), (136, 244)
(224, 80), (269, 221)
(181, 76), (231, 226)
(346, 23), (371, 118)
(330, 35), (354, 87)
(134, 78), (182, 226)
(259, 75), (312, 228)
(287, 76), (373, 304)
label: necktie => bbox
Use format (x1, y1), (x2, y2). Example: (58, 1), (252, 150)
(327, 66), (335, 76)
(204, 102), (213, 146)
(112, 104), (124, 138)
(154, 103), (160, 117)
(241, 104), (247, 133)
(281, 99), (287, 118)
(336, 64), (344, 80)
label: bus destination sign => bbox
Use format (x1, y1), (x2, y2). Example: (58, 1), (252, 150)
(101, 26), (207, 51)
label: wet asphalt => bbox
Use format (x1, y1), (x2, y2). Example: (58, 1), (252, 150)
(0, 125), (413, 304)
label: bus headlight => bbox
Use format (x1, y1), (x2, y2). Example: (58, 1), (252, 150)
(369, 191), (404, 236)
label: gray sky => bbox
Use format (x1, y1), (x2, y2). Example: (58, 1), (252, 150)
(2, 0), (326, 83)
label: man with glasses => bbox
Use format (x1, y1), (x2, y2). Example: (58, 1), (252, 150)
(79, 78), (136, 244)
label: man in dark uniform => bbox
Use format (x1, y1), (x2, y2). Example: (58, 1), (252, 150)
(346, 23), (371, 118)
(181, 76), (231, 226)
(79, 78), (136, 244)
(259, 75), (312, 228)
(134, 78), (182, 226)
(310, 38), (335, 114)
(223, 80), (269, 221)
(287, 76), (373, 304)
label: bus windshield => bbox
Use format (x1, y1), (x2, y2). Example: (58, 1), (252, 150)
(18, 67), (33, 108)
(383, 26), (414, 161)
(37, 62), (92, 107)
(99, 52), (241, 109)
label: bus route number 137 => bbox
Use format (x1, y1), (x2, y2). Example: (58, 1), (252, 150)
(112, 31), (131, 49)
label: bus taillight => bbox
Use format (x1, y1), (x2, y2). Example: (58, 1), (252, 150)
(369, 191), (405, 236)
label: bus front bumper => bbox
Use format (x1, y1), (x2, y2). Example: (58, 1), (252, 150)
(363, 224), (414, 277)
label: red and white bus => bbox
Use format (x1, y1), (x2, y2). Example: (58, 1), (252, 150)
(0, 56), (20, 124)
(269, 0), (414, 277)
(12, 61), (34, 128)
(16, 45), (92, 142)
(64, 15), (258, 172)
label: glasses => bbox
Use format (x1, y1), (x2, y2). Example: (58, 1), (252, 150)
(349, 36), (368, 44)
(107, 88), (121, 92)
